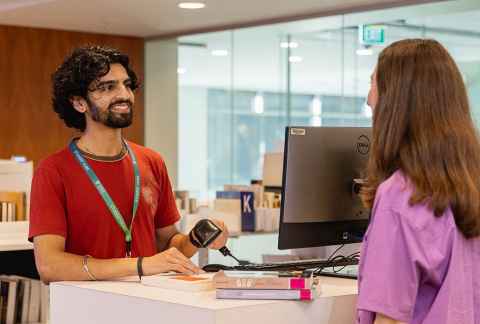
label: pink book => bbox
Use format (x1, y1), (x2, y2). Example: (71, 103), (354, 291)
(213, 270), (316, 290)
(216, 288), (314, 300)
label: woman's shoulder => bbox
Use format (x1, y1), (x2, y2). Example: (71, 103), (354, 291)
(376, 170), (411, 204)
(374, 170), (455, 233)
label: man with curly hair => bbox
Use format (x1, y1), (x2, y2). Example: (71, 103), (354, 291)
(28, 46), (228, 283)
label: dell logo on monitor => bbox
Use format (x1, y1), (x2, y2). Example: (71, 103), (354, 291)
(356, 135), (370, 155)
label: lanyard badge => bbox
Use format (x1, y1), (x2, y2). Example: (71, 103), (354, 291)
(70, 140), (141, 258)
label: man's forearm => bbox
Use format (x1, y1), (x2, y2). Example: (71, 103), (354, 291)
(167, 233), (198, 258)
(36, 251), (138, 283)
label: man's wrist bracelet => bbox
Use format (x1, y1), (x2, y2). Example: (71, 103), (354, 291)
(82, 255), (97, 281)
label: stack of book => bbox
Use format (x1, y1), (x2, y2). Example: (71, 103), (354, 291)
(0, 192), (26, 223)
(0, 276), (48, 324)
(213, 270), (318, 301)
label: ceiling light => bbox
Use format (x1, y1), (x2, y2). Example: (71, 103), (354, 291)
(280, 41), (298, 49)
(177, 67), (186, 74)
(289, 56), (303, 63)
(211, 50), (229, 56)
(315, 32), (333, 40)
(178, 2), (206, 9)
(310, 96), (322, 116)
(356, 46), (373, 56)
(252, 93), (264, 114)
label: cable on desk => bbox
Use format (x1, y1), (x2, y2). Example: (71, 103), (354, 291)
(312, 248), (360, 276)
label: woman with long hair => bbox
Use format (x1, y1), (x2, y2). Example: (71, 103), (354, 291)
(357, 39), (480, 324)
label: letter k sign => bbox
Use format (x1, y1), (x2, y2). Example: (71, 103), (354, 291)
(243, 194), (252, 213)
(240, 191), (255, 232)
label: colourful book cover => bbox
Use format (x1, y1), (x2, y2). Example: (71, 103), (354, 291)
(141, 273), (215, 292)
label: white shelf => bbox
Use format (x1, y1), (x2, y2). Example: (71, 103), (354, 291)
(0, 220), (29, 232)
(0, 221), (32, 251)
(0, 238), (33, 251)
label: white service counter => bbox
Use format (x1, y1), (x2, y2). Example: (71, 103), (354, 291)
(50, 276), (358, 324)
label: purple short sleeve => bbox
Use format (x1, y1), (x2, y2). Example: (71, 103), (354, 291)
(357, 207), (423, 323)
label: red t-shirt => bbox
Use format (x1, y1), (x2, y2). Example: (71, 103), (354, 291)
(29, 141), (180, 258)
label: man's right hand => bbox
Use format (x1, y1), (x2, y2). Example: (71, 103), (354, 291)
(142, 247), (202, 275)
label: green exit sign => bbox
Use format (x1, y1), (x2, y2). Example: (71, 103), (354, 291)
(359, 25), (385, 45)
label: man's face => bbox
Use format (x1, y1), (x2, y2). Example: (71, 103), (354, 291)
(86, 63), (135, 129)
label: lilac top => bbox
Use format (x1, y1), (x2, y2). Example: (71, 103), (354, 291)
(356, 171), (480, 324)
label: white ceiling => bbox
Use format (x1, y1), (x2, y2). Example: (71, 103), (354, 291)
(0, 0), (442, 38)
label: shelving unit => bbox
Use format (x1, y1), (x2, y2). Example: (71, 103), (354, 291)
(0, 221), (32, 251)
(0, 160), (38, 278)
(0, 220), (37, 278)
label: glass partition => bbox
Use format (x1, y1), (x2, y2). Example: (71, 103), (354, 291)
(177, 0), (480, 196)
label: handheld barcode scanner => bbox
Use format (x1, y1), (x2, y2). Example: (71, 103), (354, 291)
(189, 219), (241, 264)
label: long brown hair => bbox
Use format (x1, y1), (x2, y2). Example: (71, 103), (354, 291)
(361, 39), (480, 238)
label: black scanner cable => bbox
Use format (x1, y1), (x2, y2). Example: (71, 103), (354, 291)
(219, 246), (242, 264)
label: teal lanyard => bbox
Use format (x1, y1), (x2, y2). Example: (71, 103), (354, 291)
(69, 140), (141, 257)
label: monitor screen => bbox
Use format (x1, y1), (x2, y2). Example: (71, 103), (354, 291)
(278, 126), (371, 249)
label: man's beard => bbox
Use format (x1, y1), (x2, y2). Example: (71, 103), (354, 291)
(87, 99), (133, 129)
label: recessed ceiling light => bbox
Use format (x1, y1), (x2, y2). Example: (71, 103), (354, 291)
(315, 32), (333, 40)
(356, 48), (373, 56)
(280, 41), (298, 49)
(289, 56), (303, 63)
(310, 96), (322, 116)
(178, 2), (206, 9)
(252, 94), (264, 114)
(211, 50), (229, 56)
(177, 67), (186, 74)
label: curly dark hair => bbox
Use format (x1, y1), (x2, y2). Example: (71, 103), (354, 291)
(52, 45), (139, 131)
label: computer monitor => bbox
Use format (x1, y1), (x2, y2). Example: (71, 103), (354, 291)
(278, 126), (371, 250)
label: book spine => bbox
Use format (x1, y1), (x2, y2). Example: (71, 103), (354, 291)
(216, 191), (241, 199)
(1, 202), (7, 222)
(299, 289), (312, 300)
(1, 280), (8, 321)
(7, 203), (15, 222)
(290, 278), (308, 289)
(216, 288), (313, 300)
(215, 277), (311, 290)
(6, 280), (18, 324)
(240, 192), (255, 232)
